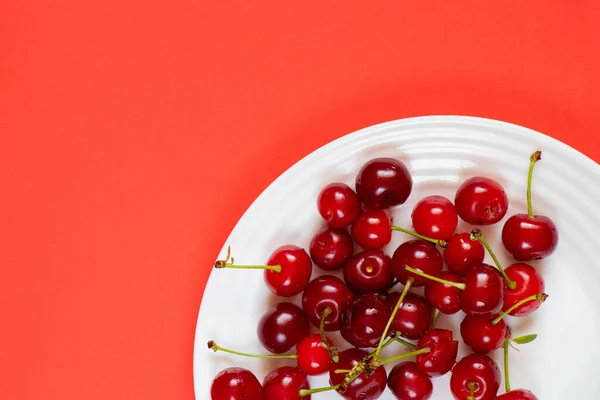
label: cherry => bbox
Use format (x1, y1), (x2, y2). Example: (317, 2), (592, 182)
(460, 314), (509, 354)
(302, 275), (355, 331)
(340, 293), (392, 348)
(497, 390), (539, 400)
(329, 348), (387, 400)
(257, 302), (309, 354)
(343, 250), (394, 294)
(460, 264), (504, 315)
(415, 328), (459, 377)
(310, 227), (354, 271)
(210, 367), (262, 400)
(412, 195), (458, 240)
(386, 291), (433, 340)
(318, 182), (361, 229)
(450, 354), (501, 400)
(502, 263), (545, 317)
(391, 240), (443, 287)
(444, 232), (485, 275)
(351, 209), (392, 250)
(455, 176), (508, 225)
(424, 271), (463, 315)
(387, 361), (433, 400)
(355, 157), (412, 209)
(263, 366), (311, 400)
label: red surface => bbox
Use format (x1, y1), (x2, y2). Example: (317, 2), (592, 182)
(1, 2), (599, 399)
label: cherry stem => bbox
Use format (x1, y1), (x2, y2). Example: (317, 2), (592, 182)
(391, 225), (448, 247)
(491, 293), (548, 325)
(470, 229), (517, 290)
(299, 384), (340, 397)
(376, 347), (430, 365)
(527, 150), (542, 218)
(320, 307), (339, 363)
(431, 308), (440, 329)
(214, 246), (281, 272)
(404, 265), (466, 290)
(467, 381), (478, 400)
(207, 340), (297, 359)
(374, 278), (414, 358)
(395, 336), (417, 349)
(334, 369), (351, 374)
(503, 338), (511, 392)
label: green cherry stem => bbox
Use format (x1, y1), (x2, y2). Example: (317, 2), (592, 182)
(395, 336), (417, 350)
(491, 293), (548, 325)
(404, 265), (466, 290)
(214, 246), (281, 272)
(374, 278), (414, 358)
(431, 308), (440, 329)
(391, 225), (448, 247)
(503, 338), (511, 392)
(334, 369), (351, 374)
(467, 381), (477, 400)
(376, 347), (430, 365)
(320, 307), (339, 362)
(299, 384), (340, 397)
(470, 229), (517, 290)
(527, 150), (542, 218)
(207, 340), (297, 359)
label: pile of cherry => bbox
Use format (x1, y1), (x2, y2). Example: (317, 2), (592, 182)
(209, 151), (558, 400)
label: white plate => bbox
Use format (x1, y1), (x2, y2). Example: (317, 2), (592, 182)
(194, 116), (600, 399)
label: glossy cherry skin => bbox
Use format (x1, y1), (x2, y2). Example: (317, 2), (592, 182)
(460, 314), (509, 354)
(211, 367), (262, 400)
(302, 275), (355, 331)
(496, 389), (539, 400)
(329, 348), (387, 400)
(416, 329), (459, 377)
(344, 250), (394, 294)
(351, 209), (392, 250)
(318, 182), (361, 228)
(412, 195), (458, 240)
(310, 227), (354, 271)
(355, 157), (413, 209)
(391, 240), (443, 287)
(387, 361), (433, 400)
(340, 293), (392, 348)
(503, 263), (545, 316)
(296, 334), (334, 376)
(460, 264), (504, 316)
(455, 177), (508, 225)
(424, 271), (463, 315)
(450, 354), (501, 400)
(264, 245), (313, 297)
(257, 302), (309, 354)
(263, 366), (311, 400)
(502, 214), (559, 261)
(444, 232), (485, 275)
(386, 292), (433, 340)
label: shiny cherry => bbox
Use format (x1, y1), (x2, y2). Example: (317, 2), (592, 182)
(411, 195), (458, 240)
(296, 334), (335, 375)
(340, 293), (392, 348)
(318, 182), (361, 228)
(502, 263), (545, 317)
(455, 177), (508, 225)
(502, 214), (558, 261)
(351, 209), (392, 250)
(387, 361), (433, 400)
(211, 367), (262, 400)
(450, 354), (501, 400)
(264, 245), (313, 297)
(263, 366), (311, 400)
(310, 227), (354, 271)
(424, 271), (463, 315)
(391, 240), (443, 287)
(497, 389), (539, 400)
(344, 250), (394, 294)
(258, 302), (309, 354)
(386, 292), (433, 340)
(302, 275), (355, 331)
(355, 157), (412, 209)
(460, 314), (509, 354)
(460, 264), (504, 315)
(329, 348), (387, 400)
(416, 329), (459, 377)
(444, 232), (485, 275)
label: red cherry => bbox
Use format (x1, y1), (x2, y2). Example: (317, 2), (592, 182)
(302, 275), (355, 331)
(343, 250), (395, 294)
(257, 302), (309, 354)
(355, 157), (412, 209)
(460, 264), (504, 315)
(424, 271), (463, 315)
(351, 209), (392, 250)
(502, 214), (558, 261)
(496, 389), (539, 400)
(391, 240), (443, 287)
(450, 354), (501, 400)
(460, 314), (509, 354)
(444, 232), (485, 275)
(340, 293), (392, 348)
(318, 182), (361, 229)
(309, 227), (354, 271)
(411, 195), (458, 240)
(502, 263), (545, 317)
(455, 177), (508, 225)
(387, 361), (433, 400)
(263, 366), (311, 400)
(296, 334), (334, 376)
(415, 329), (459, 377)
(386, 292), (433, 340)
(329, 348), (387, 400)
(264, 245), (313, 297)
(210, 367), (262, 400)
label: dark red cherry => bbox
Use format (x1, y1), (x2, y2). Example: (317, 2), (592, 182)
(424, 271), (463, 315)
(264, 245), (313, 297)
(391, 240), (443, 287)
(387, 361), (433, 400)
(310, 227), (354, 271)
(416, 329), (459, 377)
(296, 334), (334, 376)
(460, 264), (504, 315)
(386, 292), (433, 340)
(340, 293), (392, 348)
(450, 354), (501, 400)
(263, 366), (311, 400)
(329, 348), (387, 400)
(302, 275), (355, 331)
(211, 367), (262, 400)
(351, 209), (392, 250)
(455, 177), (508, 225)
(502, 214), (558, 261)
(444, 232), (485, 275)
(355, 157), (412, 209)
(411, 195), (458, 240)
(344, 250), (394, 294)
(502, 263), (545, 317)
(318, 182), (361, 229)
(460, 314), (509, 354)
(257, 302), (309, 354)
(496, 389), (539, 400)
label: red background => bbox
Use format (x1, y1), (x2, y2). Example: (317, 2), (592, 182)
(1, 2), (599, 399)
